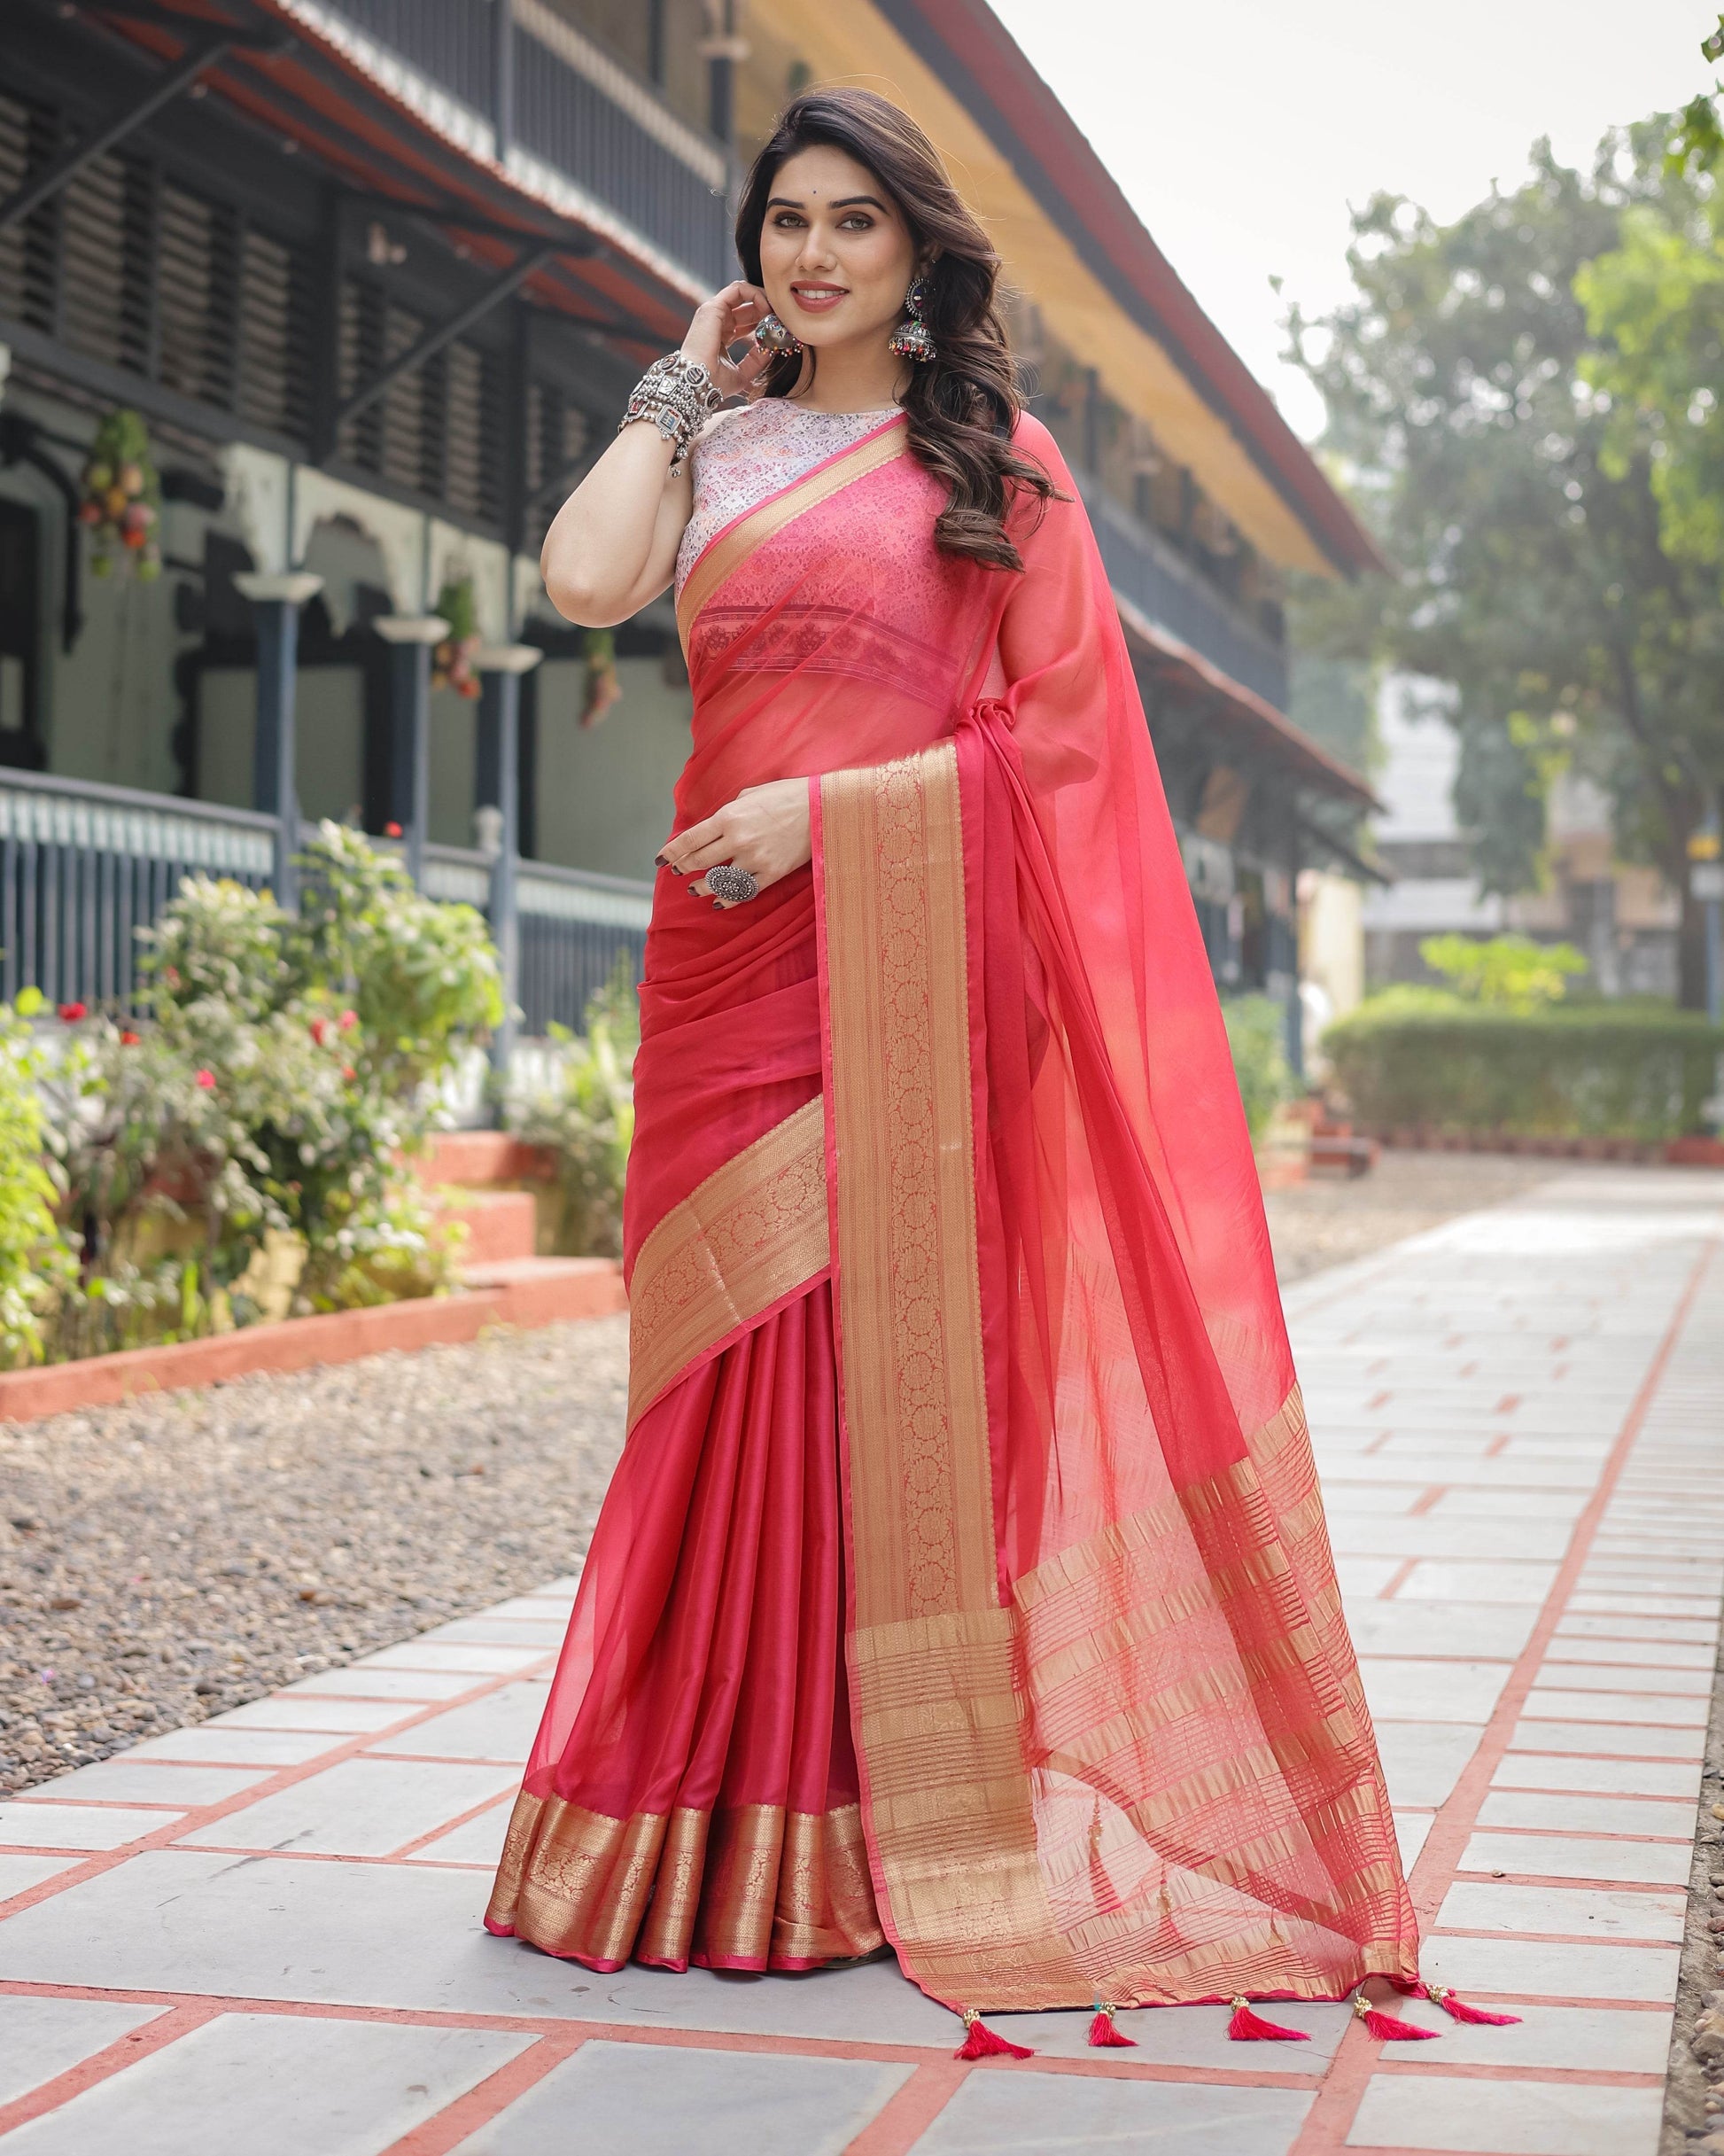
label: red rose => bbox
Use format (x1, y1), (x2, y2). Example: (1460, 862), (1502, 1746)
(194, 1069), (214, 1090)
(309, 1016), (330, 1045)
(120, 1030), (141, 1047)
(341, 1064), (356, 1081)
(338, 1009), (357, 1031)
(384, 821), (403, 838)
(57, 1001), (86, 1023)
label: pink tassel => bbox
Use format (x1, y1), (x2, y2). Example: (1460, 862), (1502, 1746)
(954, 2009), (1034, 2060)
(1088, 2005), (1137, 2048)
(1392, 1977), (1520, 2027)
(1355, 1993), (1439, 2042)
(1228, 1996), (1310, 2042)
(1427, 1984), (1521, 2027)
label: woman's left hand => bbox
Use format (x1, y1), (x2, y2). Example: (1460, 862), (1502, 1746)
(657, 779), (812, 907)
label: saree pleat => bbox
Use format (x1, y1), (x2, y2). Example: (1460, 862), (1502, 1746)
(487, 1277), (883, 1972)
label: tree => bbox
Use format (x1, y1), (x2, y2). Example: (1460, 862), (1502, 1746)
(1579, 166), (1724, 582)
(1288, 132), (1724, 1008)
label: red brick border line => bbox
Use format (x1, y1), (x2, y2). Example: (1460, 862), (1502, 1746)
(0, 1264), (625, 1425)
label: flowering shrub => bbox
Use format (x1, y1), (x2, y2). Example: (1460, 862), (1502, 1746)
(292, 821), (504, 1099)
(0, 992), (75, 1368)
(509, 961), (637, 1257)
(1222, 994), (1294, 1143)
(32, 829), (502, 1357)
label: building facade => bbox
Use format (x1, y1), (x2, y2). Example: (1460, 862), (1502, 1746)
(2, 0), (1379, 1059)
(1363, 679), (1681, 998)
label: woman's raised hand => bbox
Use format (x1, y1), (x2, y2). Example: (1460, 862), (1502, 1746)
(657, 778), (812, 907)
(680, 281), (775, 401)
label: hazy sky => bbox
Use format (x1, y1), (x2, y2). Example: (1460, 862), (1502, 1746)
(989, 0), (1715, 439)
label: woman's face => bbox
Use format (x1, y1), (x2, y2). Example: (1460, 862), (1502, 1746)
(757, 144), (919, 352)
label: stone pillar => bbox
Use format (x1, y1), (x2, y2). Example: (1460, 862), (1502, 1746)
(233, 571), (323, 911)
(372, 614), (448, 887)
(475, 642), (543, 1081)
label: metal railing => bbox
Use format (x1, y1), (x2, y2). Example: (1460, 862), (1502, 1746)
(0, 769), (276, 1009)
(423, 841), (650, 1035)
(312, 0), (732, 287)
(0, 770), (651, 1034)
(1084, 484), (1291, 713)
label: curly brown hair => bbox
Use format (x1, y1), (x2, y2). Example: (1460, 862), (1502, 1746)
(734, 87), (1058, 573)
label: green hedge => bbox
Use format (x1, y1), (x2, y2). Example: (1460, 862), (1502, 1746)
(1322, 999), (1724, 1141)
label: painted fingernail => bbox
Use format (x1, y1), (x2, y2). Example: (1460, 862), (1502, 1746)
(712, 899), (724, 910)
(654, 854), (666, 868)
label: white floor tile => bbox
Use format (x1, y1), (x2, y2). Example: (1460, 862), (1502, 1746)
(1477, 1790), (1695, 1838)
(1463, 1830), (1691, 1886)
(364, 1683), (547, 1764)
(123, 1727), (346, 1769)
(14, 1760), (272, 1807)
(1347, 2070), (1661, 2154)
(354, 1645), (552, 1677)
(1439, 1879), (1686, 1943)
(175, 1757), (521, 1857)
(452, 2041), (909, 2156)
(0, 1996), (167, 2106)
(208, 1698), (415, 1735)
(0, 1802), (180, 1851)
(0, 2010), (532, 2156)
(1359, 1658), (1511, 1723)
(281, 1669), (481, 1702)
(1491, 1753), (1701, 1800)
(406, 1801), (515, 1869)
(0, 1855), (82, 1901)
(1425, 1927), (1680, 2001)
(1523, 1687), (1708, 1727)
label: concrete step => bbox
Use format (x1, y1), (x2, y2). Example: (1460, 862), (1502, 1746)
(421, 1132), (552, 1187)
(459, 1254), (627, 1326)
(432, 1187), (537, 1265)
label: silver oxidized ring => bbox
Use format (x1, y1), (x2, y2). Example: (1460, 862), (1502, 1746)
(707, 862), (759, 904)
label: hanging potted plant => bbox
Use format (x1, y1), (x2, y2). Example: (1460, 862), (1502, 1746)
(580, 626), (622, 728)
(78, 408), (162, 580)
(431, 574), (483, 699)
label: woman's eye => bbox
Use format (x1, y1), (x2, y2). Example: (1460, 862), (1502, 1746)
(839, 214), (874, 230)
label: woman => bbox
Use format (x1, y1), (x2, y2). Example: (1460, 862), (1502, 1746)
(485, 87), (1440, 2051)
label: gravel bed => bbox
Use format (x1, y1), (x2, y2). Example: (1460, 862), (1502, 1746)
(0, 1315), (628, 1795)
(1662, 1631), (1724, 2150)
(0, 1152), (1573, 1800)
(1263, 1147), (1560, 1283)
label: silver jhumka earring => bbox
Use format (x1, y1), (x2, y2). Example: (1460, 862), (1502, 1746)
(752, 311), (803, 356)
(889, 275), (936, 362)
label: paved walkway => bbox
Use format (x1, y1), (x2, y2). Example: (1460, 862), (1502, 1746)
(0, 1166), (1720, 2155)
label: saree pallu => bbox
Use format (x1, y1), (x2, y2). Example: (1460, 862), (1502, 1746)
(487, 410), (1419, 2012)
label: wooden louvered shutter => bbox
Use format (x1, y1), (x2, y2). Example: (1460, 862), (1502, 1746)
(0, 91), (58, 334)
(57, 148), (152, 375)
(156, 180), (238, 408)
(235, 227), (309, 439)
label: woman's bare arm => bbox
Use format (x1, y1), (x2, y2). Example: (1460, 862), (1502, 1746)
(540, 281), (773, 627)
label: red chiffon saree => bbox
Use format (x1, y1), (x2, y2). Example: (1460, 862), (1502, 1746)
(486, 409), (1418, 2016)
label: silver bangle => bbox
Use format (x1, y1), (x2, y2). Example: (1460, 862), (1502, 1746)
(619, 353), (721, 473)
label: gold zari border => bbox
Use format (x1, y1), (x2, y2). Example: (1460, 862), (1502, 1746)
(819, 747), (1415, 2012)
(626, 1095), (829, 1430)
(485, 1789), (882, 1970)
(676, 417), (908, 650)
(821, 744), (1089, 2006)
